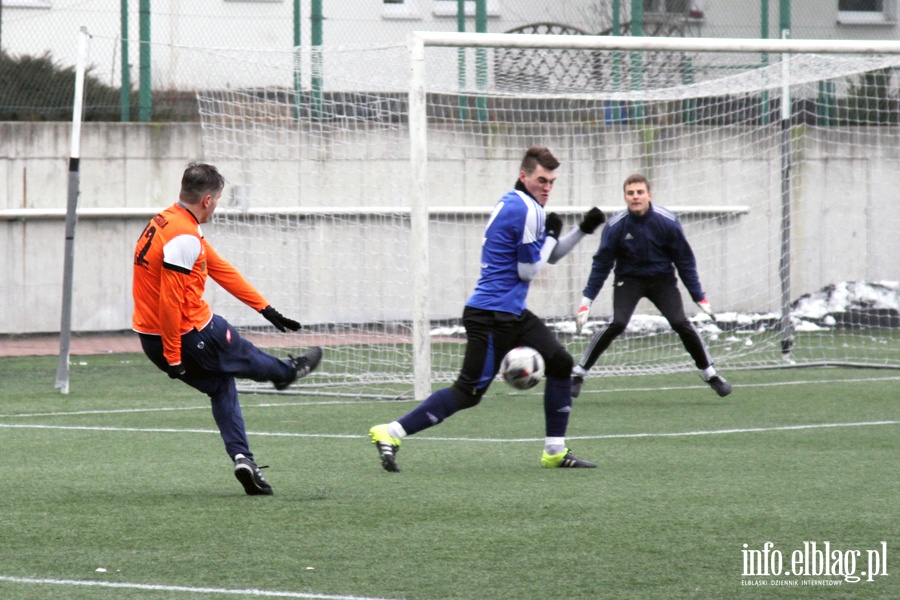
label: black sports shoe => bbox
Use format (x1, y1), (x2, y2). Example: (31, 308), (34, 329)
(274, 346), (323, 391)
(541, 448), (597, 468)
(705, 374), (733, 397)
(233, 454), (273, 496)
(571, 375), (584, 398)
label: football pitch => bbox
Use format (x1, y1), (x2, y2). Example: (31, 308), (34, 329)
(0, 353), (897, 599)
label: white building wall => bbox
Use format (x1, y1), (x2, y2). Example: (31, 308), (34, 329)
(1, 1), (896, 92)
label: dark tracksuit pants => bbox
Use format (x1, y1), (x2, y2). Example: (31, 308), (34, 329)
(139, 314), (294, 460)
(578, 275), (712, 372)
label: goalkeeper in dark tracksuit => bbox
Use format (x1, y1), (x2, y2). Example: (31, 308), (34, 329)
(368, 146), (606, 472)
(572, 173), (732, 398)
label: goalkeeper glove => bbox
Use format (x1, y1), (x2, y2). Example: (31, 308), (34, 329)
(575, 297), (592, 335)
(261, 306), (301, 332)
(167, 363), (187, 380)
(579, 207), (606, 234)
(545, 212), (562, 239)
(697, 298), (714, 317)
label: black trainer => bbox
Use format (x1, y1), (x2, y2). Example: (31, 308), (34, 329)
(274, 346), (323, 391)
(705, 374), (733, 397)
(541, 448), (597, 468)
(571, 375), (584, 398)
(233, 454), (273, 496)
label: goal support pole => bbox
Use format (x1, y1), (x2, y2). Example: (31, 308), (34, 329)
(409, 33), (431, 401)
(779, 30), (794, 360)
(55, 26), (90, 394)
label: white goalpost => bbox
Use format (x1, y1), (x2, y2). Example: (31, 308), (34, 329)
(184, 33), (900, 399)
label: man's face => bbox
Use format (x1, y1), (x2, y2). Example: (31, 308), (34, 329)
(520, 165), (557, 206)
(624, 182), (651, 216)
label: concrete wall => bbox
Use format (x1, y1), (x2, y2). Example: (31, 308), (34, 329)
(1, 122), (898, 335)
(0, 122), (204, 211)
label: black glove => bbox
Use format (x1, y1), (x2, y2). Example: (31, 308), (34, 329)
(261, 305), (301, 332)
(545, 212), (562, 239)
(579, 207), (606, 234)
(167, 363), (187, 380)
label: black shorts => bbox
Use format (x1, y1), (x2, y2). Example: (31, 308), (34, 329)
(453, 306), (566, 396)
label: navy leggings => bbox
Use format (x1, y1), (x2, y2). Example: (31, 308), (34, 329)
(139, 314), (293, 459)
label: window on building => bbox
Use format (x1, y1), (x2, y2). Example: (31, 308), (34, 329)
(433, 0), (499, 18)
(838, 0), (895, 23)
(645, 0), (688, 12)
(383, 0), (421, 20)
(643, 0), (704, 19)
(4, 0), (52, 7)
(839, 0), (882, 10)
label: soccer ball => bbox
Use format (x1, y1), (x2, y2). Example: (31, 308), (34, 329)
(500, 346), (545, 390)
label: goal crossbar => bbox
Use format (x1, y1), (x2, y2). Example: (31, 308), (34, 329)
(410, 31), (900, 55)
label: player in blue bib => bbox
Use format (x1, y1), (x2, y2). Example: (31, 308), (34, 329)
(369, 146), (606, 471)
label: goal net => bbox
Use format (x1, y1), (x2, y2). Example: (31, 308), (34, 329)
(188, 34), (900, 399)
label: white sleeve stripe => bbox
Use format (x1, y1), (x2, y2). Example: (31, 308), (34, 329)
(162, 234), (201, 272)
(607, 210), (629, 226)
(514, 190), (541, 245)
(655, 205), (679, 221)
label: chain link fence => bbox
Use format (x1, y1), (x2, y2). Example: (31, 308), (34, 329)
(1, 1), (898, 120)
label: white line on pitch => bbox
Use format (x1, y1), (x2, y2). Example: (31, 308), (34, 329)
(0, 423), (359, 438)
(1, 374), (898, 420)
(561, 420), (900, 441)
(0, 575), (399, 600)
(572, 374), (900, 395)
(382, 420), (900, 442)
(0, 420), (896, 442)
(0, 399), (373, 419)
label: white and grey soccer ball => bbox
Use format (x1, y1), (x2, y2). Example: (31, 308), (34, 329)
(500, 346), (545, 390)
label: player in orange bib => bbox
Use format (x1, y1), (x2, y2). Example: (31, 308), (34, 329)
(133, 162), (322, 496)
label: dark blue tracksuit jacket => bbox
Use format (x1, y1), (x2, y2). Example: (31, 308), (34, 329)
(583, 203), (704, 302)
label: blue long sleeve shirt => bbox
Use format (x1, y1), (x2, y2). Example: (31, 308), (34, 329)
(583, 203), (705, 302)
(466, 183), (547, 315)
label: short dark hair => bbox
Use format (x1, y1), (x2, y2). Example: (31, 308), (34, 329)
(520, 146), (560, 174)
(623, 173), (650, 192)
(180, 162), (225, 204)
